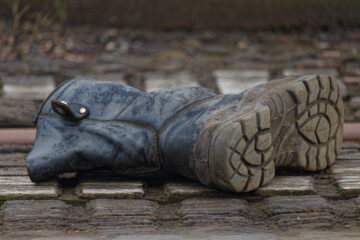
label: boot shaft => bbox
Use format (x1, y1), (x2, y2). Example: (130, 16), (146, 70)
(27, 79), (220, 181)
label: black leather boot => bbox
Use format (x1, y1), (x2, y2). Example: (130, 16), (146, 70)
(27, 75), (344, 192)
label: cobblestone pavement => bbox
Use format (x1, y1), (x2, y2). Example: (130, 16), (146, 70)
(1, 27), (360, 238)
(0, 142), (360, 237)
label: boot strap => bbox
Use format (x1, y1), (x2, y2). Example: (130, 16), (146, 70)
(51, 100), (89, 120)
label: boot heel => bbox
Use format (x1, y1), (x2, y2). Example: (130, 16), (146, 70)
(209, 104), (275, 192)
(279, 75), (344, 171)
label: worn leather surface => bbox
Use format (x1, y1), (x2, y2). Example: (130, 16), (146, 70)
(28, 79), (245, 182)
(160, 93), (244, 180)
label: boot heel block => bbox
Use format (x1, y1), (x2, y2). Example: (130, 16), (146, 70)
(207, 75), (344, 192)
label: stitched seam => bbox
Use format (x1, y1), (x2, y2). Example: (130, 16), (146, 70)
(159, 94), (223, 134)
(38, 114), (161, 173)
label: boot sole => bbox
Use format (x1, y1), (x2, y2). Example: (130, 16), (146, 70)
(208, 75), (344, 192)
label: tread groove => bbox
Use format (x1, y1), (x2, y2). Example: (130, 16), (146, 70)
(208, 74), (343, 193)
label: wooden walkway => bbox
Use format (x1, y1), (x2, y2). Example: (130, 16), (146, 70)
(0, 141), (360, 237)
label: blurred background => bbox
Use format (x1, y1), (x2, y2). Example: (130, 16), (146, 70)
(1, 0), (360, 127)
(1, 2), (360, 237)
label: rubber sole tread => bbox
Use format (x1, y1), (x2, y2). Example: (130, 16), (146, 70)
(208, 75), (344, 192)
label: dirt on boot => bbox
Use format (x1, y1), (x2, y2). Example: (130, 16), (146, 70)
(201, 75), (344, 192)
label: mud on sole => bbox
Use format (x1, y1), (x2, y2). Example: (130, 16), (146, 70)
(208, 75), (344, 192)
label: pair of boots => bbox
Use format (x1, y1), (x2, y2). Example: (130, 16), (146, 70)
(27, 75), (344, 192)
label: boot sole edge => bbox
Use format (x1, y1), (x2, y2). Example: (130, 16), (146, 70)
(208, 75), (344, 192)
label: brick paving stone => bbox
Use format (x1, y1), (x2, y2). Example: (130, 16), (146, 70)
(334, 174), (360, 194)
(0, 153), (27, 166)
(270, 211), (335, 229)
(330, 160), (360, 174)
(0, 176), (59, 199)
(266, 195), (332, 215)
(86, 199), (159, 231)
(283, 68), (339, 78)
(330, 152), (360, 195)
(336, 152), (360, 160)
(145, 71), (199, 92)
(0, 167), (27, 176)
(2, 75), (56, 100)
(0, 186), (59, 200)
(214, 69), (269, 94)
(0, 176), (49, 185)
(178, 198), (251, 226)
(164, 182), (216, 197)
(256, 176), (316, 196)
(0, 200), (70, 231)
(77, 181), (144, 199)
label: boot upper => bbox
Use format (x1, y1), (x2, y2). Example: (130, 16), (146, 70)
(27, 79), (221, 182)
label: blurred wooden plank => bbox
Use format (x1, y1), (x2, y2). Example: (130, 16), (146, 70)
(336, 152), (360, 160)
(0, 129), (36, 145)
(2, 75), (55, 100)
(1, 200), (71, 231)
(331, 160), (360, 174)
(0, 176), (59, 199)
(0, 153), (27, 167)
(0, 176), (56, 185)
(344, 123), (360, 142)
(0, 167), (28, 176)
(0, 99), (41, 127)
(335, 174), (360, 194)
(145, 71), (199, 92)
(0, 75), (55, 127)
(257, 176), (316, 196)
(178, 198), (250, 226)
(0, 185), (59, 199)
(164, 182), (216, 197)
(86, 199), (159, 231)
(76, 181), (144, 199)
(214, 70), (269, 94)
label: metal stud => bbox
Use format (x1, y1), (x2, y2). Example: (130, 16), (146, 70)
(79, 107), (87, 114)
(60, 100), (68, 105)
